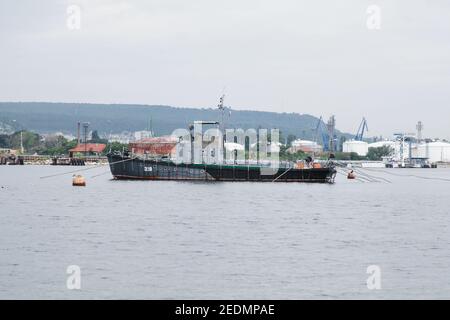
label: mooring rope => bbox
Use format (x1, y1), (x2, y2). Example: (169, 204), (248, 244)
(336, 161), (448, 183)
(336, 167), (378, 183)
(335, 168), (365, 183)
(90, 170), (112, 179)
(335, 162), (378, 183)
(352, 168), (392, 183)
(39, 157), (137, 179)
(272, 166), (294, 182)
(361, 167), (450, 182)
(333, 161), (392, 183)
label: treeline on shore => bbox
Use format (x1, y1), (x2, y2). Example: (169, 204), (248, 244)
(0, 130), (126, 156)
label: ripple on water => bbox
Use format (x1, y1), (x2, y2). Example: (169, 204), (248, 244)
(1, 166), (450, 299)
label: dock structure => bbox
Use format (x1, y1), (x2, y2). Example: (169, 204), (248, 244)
(0, 154), (108, 166)
(52, 156), (108, 166)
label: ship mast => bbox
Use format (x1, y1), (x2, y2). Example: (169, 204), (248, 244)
(217, 94), (227, 163)
(217, 94), (226, 134)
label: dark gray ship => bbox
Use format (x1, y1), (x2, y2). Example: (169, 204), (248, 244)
(107, 114), (336, 183)
(107, 152), (336, 183)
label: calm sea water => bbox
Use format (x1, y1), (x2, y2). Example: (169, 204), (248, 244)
(0, 165), (449, 299)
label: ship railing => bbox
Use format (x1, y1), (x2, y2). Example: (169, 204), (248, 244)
(135, 153), (334, 169)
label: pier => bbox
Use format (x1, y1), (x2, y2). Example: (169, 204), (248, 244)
(0, 155), (108, 166)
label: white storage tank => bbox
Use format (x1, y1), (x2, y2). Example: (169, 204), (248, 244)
(417, 141), (450, 163)
(343, 140), (369, 156)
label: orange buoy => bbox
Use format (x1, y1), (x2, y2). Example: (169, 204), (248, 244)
(347, 170), (356, 180)
(72, 174), (86, 186)
(313, 163), (322, 169)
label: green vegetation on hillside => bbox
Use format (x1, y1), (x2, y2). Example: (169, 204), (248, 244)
(0, 102), (353, 142)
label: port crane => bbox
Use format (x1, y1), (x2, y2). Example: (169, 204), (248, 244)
(354, 117), (368, 141)
(314, 116), (336, 152)
(314, 116), (328, 150)
(394, 133), (416, 168)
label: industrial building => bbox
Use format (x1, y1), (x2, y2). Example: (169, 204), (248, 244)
(289, 139), (323, 153)
(416, 141), (450, 163)
(129, 136), (178, 157)
(68, 143), (106, 158)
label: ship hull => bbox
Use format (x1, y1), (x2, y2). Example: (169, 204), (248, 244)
(107, 154), (336, 183)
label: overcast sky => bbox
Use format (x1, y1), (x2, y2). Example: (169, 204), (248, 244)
(1, 0), (449, 138)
